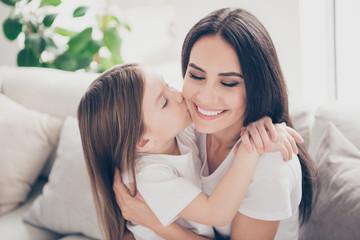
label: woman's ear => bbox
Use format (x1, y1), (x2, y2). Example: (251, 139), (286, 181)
(136, 136), (154, 153)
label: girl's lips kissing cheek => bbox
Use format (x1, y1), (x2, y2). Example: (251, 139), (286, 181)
(193, 103), (227, 120)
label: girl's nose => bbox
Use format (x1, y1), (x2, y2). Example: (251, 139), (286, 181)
(174, 90), (184, 104)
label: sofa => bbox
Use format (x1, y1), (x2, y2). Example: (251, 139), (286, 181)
(0, 65), (359, 240)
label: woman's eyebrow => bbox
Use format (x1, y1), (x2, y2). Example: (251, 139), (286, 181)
(189, 63), (205, 72)
(219, 72), (243, 79)
(189, 63), (243, 79)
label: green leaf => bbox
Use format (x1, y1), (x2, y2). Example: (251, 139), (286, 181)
(43, 14), (57, 27)
(44, 37), (57, 50)
(103, 27), (121, 62)
(75, 56), (92, 70)
(83, 39), (101, 55)
(17, 48), (40, 67)
(54, 53), (77, 71)
(54, 27), (76, 37)
(3, 17), (22, 41)
(99, 57), (115, 72)
(73, 6), (88, 18)
(124, 24), (131, 32)
(28, 20), (38, 33)
(40, 0), (61, 7)
(0, 0), (20, 6)
(67, 27), (92, 53)
(25, 34), (46, 56)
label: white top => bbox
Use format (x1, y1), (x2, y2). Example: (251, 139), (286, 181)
(122, 125), (215, 240)
(196, 131), (302, 240)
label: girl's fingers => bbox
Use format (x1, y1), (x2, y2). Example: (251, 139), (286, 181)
(283, 138), (292, 161)
(257, 125), (271, 152)
(264, 118), (277, 141)
(241, 130), (253, 153)
(248, 125), (264, 153)
(287, 133), (298, 155)
(286, 126), (304, 144)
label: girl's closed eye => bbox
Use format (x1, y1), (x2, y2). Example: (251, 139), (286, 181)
(189, 72), (204, 80)
(162, 98), (168, 108)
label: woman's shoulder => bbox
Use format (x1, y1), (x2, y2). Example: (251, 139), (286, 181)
(255, 153), (301, 184)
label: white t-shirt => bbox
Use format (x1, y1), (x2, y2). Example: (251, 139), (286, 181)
(196, 131), (302, 240)
(122, 125), (215, 240)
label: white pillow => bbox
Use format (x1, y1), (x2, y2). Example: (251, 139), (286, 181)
(0, 94), (63, 215)
(24, 116), (102, 239)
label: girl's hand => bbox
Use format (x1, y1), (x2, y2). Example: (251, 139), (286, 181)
(241, 116), (303, 160)
(113, 168), (162, 230)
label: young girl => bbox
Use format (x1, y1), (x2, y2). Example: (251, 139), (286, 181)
(77, 63), (302, 240)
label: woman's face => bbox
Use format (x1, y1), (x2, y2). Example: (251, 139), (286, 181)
(182, 35), (247, 134)
(141, 67), (192, 144)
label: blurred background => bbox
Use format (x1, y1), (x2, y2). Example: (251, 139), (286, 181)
(1, 0), (359, 107)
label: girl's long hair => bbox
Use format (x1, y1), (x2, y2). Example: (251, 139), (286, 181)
(181, 8), (318, 225)
(77, 63), (145, 240)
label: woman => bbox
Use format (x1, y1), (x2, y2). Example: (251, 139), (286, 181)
(115, 8), (317, 240)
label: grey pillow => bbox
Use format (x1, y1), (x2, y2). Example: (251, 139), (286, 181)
(24, 116), (102, 239)
(299, 122), (360, 240)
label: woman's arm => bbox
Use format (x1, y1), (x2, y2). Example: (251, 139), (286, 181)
(230, 213), (280, 240)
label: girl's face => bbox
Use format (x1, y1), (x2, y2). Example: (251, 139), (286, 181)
(142, 67), (192, 146)
(182, 35), (247, 135)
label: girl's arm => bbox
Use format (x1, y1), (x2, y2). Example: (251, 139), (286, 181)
(241, 116), (303, 160)
(177, 141), (259, 226)
(113, 171), (211, 240)
(231, 212), (280, 240)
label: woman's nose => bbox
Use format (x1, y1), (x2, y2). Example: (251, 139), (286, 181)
(197, 83), (218, 104)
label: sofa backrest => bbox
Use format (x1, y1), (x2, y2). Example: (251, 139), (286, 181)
(0, 66), (99, 119)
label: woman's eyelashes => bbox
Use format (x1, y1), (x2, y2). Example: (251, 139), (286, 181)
(189, 72), (204, 80)
(189, 71), (241, 87)
(221, 82), (239, 87)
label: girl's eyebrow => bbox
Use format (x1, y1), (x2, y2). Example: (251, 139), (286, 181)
(189, 63), (243, 79)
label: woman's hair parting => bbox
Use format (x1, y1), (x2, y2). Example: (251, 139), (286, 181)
(77, 63), (145, 240)
(182, 8), (318, 225)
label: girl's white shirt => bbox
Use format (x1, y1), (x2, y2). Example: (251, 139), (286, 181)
(195, 130), (302, 240)
(122, 125), (215, 240)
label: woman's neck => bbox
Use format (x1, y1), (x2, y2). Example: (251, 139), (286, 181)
(207, 123), (243, 150)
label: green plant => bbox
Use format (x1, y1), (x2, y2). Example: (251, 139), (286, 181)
(1, 0), (130, 72)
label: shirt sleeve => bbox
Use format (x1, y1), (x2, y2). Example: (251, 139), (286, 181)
(136, 163), (202, 227)
(238, 152), (301, 221)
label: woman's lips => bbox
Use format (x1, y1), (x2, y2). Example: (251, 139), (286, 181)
(193, 103), (227, 120)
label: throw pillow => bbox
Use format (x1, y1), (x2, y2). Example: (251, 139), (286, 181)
(299, 122), (360, 240)
(24, 116), (102, 239)
(0, 94), (63, 215)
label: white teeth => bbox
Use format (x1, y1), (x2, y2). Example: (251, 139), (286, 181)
(197, 106), (224, 116)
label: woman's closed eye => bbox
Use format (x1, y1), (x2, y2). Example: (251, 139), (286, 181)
(221, 81), (239, 87)
(189, 72), (204, 80)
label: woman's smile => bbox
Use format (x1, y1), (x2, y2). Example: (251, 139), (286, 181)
(193, 102), (227, 120)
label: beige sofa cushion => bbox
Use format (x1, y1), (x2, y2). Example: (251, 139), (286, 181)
(0, 94), (63, 215)
(24, 116), (101, 239)
(299, 122), (360, 239)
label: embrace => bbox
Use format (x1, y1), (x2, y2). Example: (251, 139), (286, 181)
(77, 8), (317, 240)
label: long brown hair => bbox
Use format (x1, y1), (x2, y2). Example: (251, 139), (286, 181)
(181, 8), (318, 225)
(77, 63), (145, 240)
